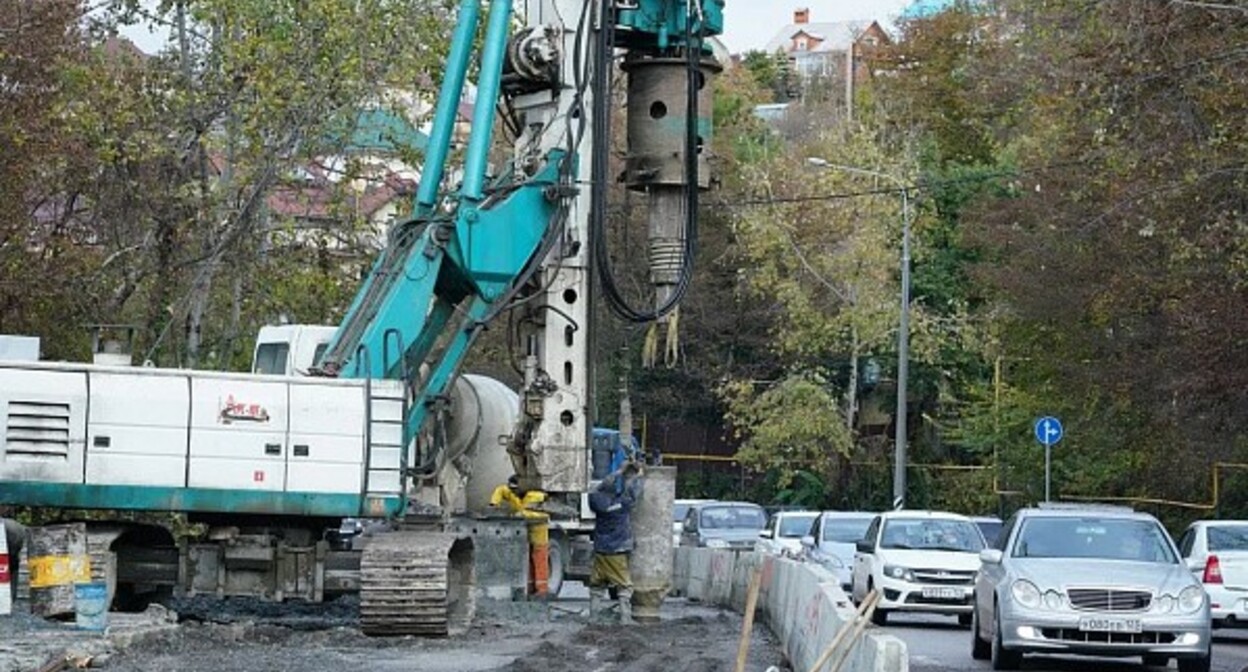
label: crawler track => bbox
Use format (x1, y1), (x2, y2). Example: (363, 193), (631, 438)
(359, 531), (474, 636)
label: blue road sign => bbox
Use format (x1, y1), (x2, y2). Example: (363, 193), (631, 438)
(1034, 416), (1063, 446)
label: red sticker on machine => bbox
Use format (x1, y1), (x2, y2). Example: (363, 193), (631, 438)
(220, 395), (271, 424)
(254, 471), (265, 483)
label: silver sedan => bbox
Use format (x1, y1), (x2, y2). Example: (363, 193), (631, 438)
(972, 506), (1211, 672)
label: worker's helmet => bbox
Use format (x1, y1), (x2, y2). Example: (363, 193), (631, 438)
(507, 474), (520, 490)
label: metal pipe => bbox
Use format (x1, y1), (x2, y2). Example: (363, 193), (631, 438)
(461, 0), (514, 201)
(415, 0), (481, 212)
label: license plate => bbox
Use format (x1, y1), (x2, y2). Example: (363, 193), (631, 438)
(1078, 617), (1142, 633)
(922, 587), (962, 600)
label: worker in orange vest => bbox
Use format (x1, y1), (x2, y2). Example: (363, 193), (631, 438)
(490, 475), (552, 597)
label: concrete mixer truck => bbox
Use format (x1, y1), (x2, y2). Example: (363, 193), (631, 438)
(0, 0), (723, 635)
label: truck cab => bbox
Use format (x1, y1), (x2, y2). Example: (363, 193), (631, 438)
(251, 325), (338, 376)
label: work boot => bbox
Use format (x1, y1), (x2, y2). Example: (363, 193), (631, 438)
(617, 588), (635, 625)
(589, 587), (609, 620)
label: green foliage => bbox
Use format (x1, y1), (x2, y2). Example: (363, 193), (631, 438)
(774, 470), (829, 509)
(677, 468), (746, 501)
(738, 50), (778, 101)
(0, 0), (454, 369)
(722, 374), (851, 487)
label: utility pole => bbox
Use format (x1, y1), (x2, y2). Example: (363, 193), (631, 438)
(805, 158), (912, 510)
(894, 187), (911, 510)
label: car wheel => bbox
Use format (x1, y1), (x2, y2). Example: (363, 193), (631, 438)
(990, 607), (1022, 670)
(958, 612), (973, 628)
(1142, 653), (1168, 668)
(1177, 650), (1211, 672)
(971, 604), (990, 660)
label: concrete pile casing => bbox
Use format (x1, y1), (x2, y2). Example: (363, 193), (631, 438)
(629, 465), (675, 621)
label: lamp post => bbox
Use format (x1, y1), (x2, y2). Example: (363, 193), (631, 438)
(806, 157), (912, 510)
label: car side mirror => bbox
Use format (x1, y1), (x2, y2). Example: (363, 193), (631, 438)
(980, 549), (1004, 565)
(800, 535), (815, 548)
(759, 529), (773, 539)
(855, 539), (873, 553)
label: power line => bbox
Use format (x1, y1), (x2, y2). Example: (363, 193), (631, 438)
(706, 168), (1022, 209)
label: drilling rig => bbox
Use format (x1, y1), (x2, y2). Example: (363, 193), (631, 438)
(0, 0), (722, 634)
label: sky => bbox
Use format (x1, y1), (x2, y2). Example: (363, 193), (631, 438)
(719, 1), (915, 53)
(120, 1), (918, 55)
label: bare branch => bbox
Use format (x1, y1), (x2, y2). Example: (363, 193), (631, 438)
(1168, 0), (1248, 15)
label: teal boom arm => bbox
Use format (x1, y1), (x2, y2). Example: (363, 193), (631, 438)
(317, 0), (722, 488)
(318, 0), (571, 452)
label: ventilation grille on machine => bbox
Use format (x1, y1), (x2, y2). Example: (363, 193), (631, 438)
(5, 401), (71, 458)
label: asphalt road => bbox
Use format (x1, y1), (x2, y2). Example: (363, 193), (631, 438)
(889, 613), (1248, 672)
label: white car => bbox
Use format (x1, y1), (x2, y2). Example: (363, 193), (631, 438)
(756, 510), (818, 557)
(800, 511), (876, 590)
(851, 510), (985, 625)
(1177, 519), (1248, 628)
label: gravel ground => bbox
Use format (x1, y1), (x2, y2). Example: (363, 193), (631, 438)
(0, 601), (178, 672)
(3, 592), (790, 672)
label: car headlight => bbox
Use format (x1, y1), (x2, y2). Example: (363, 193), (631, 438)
(705, 538), (729, 549)
(1011, 580), (1042, 609)
(1043, 590), (1064, 611)
(883, 565), (915, 582)
(1178, 585), (1205, 614)
(1154, 594), (1175, 614)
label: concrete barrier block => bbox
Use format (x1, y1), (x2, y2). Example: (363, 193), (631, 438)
(681, 547), (906, 672)
(729, 552), (762, 612)
(685, 548), (711, 602)
(847, 632), (909, 672)
(671, 547), (690, 596)
(706, 550), (736, 606)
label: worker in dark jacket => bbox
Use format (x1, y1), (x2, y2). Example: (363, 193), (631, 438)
(588, 460), (644, 623)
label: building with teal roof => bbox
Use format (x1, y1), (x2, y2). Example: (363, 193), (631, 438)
(899, 0), (978, 20)
(335, 107), (429, 155)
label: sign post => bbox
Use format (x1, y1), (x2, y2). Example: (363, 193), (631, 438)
(1034, 416), (1064, 502)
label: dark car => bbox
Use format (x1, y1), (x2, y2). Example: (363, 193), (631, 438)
(681, 502), (767, 551)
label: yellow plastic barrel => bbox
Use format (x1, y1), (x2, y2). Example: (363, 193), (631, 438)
(29, 523), (91, 618)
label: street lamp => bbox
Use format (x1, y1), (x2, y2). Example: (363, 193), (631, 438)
(806, 157), (912, 510)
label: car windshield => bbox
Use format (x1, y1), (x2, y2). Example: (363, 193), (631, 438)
(700, 506), (766, 530)
(976, 520), (1004, 547)
(1013, 516), (1177, 563)
(1207, 525), (1248, 552)
(823, 516), (873, 543)
(880, 518), (984, 552)
(778, 513), (818, 538)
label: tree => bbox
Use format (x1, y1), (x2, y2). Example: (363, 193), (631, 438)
(722, 123), (936, 488)
(956, 0), (1248, 509)
(2, 1), (457, 367)
(739, 50), (779, 100)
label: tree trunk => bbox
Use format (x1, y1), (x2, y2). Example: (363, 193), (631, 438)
(184, 258), (217, 368)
